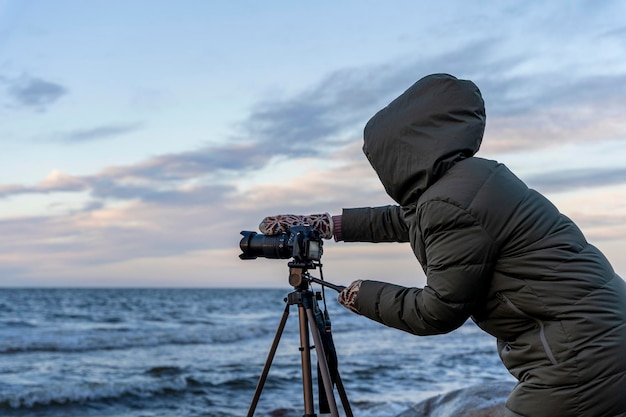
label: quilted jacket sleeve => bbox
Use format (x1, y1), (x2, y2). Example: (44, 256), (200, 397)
(354, 200), (497, 335)
(340, 205), (410, 243)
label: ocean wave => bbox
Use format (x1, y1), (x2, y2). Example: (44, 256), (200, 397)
(0, 320), (280, 354)
(0, 330), (210, 354)
(0, 374), (191, 409)
(0, 320), (37, 328)
(0, 290), (516, 417)
(145, 366), (185, 377)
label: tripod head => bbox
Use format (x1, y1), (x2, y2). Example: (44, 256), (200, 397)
(287, 260), (346, 293)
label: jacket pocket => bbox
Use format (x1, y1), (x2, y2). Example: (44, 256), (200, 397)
(496, 292), (558, 366)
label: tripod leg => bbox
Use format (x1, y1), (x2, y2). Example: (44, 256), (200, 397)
(297, 304), (316, 416)
(334, 373), (354, 417)
(247, 303), (290, 417)
(305, 307), (340, 417)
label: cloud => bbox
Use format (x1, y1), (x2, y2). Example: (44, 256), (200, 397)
(39, 170), (87, 192)
(0, 164), (237, 210)
(236, 41), (518, 157)
(526, 167), (626, 193)
(1, 40), (625, 199)
(101, 143), (269, 181)
(473, 72), (626, 154)
(2, 38), (626, 284)
(53, 123), (144, 144)
(600, 25), (626, 39)
(0, 138), (382, 278)
(88, 178), (234, 207)
(549, 186), (626, 243)
(241, 41), (626, 159)
(0, 184), (27, 198)
(4, 74), (68, 111)
(0, 189), (250, 273)
(240, 68), (391, 155)
(0, 171), (87, 199)
(2, 43), (626, 204)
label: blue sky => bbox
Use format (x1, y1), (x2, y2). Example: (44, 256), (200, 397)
(1, 1), (625, 287)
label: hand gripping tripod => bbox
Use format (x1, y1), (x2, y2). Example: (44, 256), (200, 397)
(246, 260), (353, 417)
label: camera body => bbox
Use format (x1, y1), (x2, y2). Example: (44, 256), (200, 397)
(239, 225), (323, 263)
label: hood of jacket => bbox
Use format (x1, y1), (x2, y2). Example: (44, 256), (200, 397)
(363, 73), (486, 206)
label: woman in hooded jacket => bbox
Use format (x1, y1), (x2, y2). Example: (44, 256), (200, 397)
(258, 74), (626, 417)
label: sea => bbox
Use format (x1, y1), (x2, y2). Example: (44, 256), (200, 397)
(0, 287), (515, 417)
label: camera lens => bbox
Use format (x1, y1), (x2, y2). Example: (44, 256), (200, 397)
(239, 231), (291, 260)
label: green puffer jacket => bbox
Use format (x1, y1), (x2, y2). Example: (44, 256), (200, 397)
(342, 74), (626, 417)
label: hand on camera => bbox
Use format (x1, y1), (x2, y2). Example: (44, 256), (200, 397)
(259, 213), (334, 239)
(337, 280), (363, 314)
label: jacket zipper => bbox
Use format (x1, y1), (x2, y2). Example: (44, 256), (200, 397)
(495, 292), (558, 366)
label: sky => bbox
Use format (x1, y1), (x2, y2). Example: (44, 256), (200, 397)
(1, 1), (625, 288)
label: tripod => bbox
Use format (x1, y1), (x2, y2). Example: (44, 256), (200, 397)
(247, 261), (353, 417)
